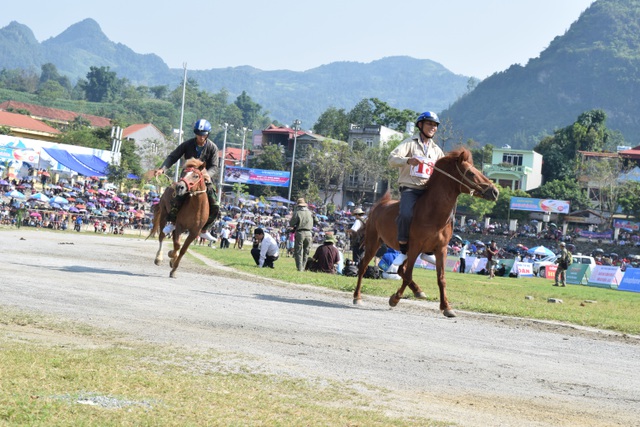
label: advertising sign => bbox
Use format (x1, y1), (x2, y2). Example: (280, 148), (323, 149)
(613, 219), (640, 231)
(514, 262), (534, 277)
(618, 268), (640, 293)
(566, 264), (590, 285)
(510, 197), (570, 213)
(587, 266), (623, 289)
(544, 264), (558, 280)
(224, 166), (290, 187)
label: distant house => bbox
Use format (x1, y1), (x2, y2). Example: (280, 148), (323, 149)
(483, 147), (543, 191)
(344, 124), (403, 205)
(0, 100), (111, 129)
(0, 110), (60, 142)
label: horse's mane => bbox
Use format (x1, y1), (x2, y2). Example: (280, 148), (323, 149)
(184, 158), (205, 169)
(435, 147), (473, 167)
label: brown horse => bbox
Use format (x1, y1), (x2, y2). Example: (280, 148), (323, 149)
(148, 159), (210, 278)
(353, 147), (499, 317)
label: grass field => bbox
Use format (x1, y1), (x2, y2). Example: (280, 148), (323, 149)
(191, 244), (640, 336)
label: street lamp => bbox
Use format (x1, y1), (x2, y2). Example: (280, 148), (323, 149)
(240, 127), (251, 167)
(287, 119), (301, 202)
(218, 123), (232, 204)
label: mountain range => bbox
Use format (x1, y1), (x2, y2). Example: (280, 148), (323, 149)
(1, 0), (639, 149)
(0, 18), (469, 132)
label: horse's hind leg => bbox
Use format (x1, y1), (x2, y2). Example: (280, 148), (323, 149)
(408, 280), (427, 299)
(353, 244), (378, 305)
(155, 233), (165, 265)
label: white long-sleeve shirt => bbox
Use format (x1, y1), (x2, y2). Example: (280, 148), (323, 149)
(258, 232), (279, 267)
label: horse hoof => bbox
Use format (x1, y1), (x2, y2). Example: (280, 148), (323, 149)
(170, 271), (176, 278)
(154, 259), (161, 266)
(414, 292), (427, 300)
(389, 294), (400, 307)
(353, 298), (363, 305)
(443, 308), (457, 318)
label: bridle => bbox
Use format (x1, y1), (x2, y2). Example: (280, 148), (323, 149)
(432, 161), (492, 197)
(180, 167), (206, 196)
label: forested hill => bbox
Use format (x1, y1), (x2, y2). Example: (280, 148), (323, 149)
(0, 18), (469, 127)
(441, 0), (640, 149)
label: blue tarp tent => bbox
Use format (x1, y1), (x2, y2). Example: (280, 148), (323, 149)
(73, 153), (109, 175)
(43, 147), (105, 177)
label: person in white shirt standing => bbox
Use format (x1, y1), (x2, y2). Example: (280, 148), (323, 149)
(251, 228), (280, 268)
(459, 240), (469, 273)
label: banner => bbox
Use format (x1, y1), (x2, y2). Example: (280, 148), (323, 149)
(544, 264), (558, 280)
(618, 268), (640, 293)
(224, 166), (290, 187)
(613, 219), (640, 231)
(577, 230), (613, 239)
(566, 264), (590, 285)
(510, 197), (570, 213)
(514, 262), (534, 277)
(587, 265), (623, 289)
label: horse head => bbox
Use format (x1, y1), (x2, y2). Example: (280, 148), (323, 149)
(435, 148), (499, 201)
(176, 159), (206, 197)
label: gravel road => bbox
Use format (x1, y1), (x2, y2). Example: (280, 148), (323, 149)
(2, 228), (639, 426)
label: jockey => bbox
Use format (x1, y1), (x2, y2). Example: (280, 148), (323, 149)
(387, 111), (445, 266)
(154, 119), (219, 241)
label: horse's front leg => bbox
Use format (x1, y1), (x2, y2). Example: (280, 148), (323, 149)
(435, 251), (456, 318)
(170, 232), (197, 278)
(353, 243), (378, 305)
(390, 258), (416, 307)
(168, 231), (182, 273)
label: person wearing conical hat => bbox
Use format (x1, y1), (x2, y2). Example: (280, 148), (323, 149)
(307, 232), (340, 274)
(289, 197), (314, 271)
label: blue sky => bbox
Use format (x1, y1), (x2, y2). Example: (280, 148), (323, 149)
(2, 0), (595, 79)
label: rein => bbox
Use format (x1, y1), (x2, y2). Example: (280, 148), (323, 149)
(432, 162), (490, 196)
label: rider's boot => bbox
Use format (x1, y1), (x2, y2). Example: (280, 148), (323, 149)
(199, 183), (219, 241)
(162, 194), (181, 235)
(392, 242), (409, 266)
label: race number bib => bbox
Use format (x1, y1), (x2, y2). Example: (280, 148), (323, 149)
(410, 157), (434, 179)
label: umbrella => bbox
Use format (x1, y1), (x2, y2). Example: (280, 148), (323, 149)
(527, 246), (554, 257)
(0, 179), (9, 185)
(69, 207), (79, 213)
(222, 216), (233, 221)
(548, 223), (558, 228)
(6, 190), (25, 199)
(474, 240), (485, 247)
(50, 196), (68, 204)
(593, 248), (604, 255)
(346, 201), (355, 207)
(453, 234), (463, 242)
(29, 212), (41, 218)
(50, 202), (61, 209)
(29, 193), (50, 202)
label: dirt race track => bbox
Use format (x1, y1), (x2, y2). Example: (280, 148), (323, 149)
(2, 228), (639, 426)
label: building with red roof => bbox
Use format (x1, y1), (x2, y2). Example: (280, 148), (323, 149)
(0, 100), (111, 129)
(0, 110), (60, 141)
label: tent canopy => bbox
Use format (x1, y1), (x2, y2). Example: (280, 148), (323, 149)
(43, 147), (106, 177)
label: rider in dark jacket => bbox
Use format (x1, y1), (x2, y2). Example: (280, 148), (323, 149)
(154, 119), (219, 240)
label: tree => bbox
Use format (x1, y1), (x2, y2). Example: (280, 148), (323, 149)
(81, 66), (120, 102)
(313, 107), (349, 140)
(307, 139), (350, 205)
(490, 186), (530, 221)
(617, 181), (640, 219)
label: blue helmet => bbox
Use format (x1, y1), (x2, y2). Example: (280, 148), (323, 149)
(194, 119), (212, 136)
(416, 111), (440, 126)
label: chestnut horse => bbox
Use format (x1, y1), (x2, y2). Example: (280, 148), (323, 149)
(353, 148), (499, 317)
(148, 159), (210, 278)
